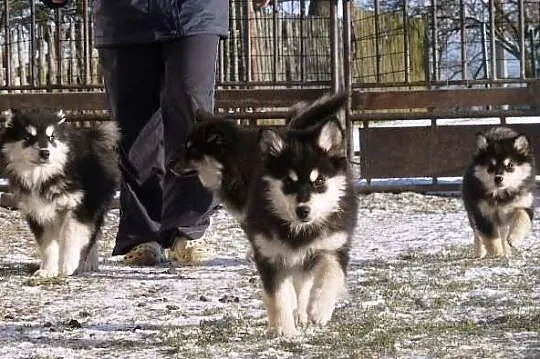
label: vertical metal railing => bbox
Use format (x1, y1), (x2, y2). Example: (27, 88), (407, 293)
(403, 0), (410, 83)
(55, 8), (63, 86)
(299, 0), (306, 83)
(82, 0), (91, 85)
(518, 0), (526, 79)
(242, 0), (251, 83)
(330, 0), (340, 92)
(430, 0), (438, 82)
(489, 0), (496, 80)
(459, 0), (468, 80)
(0, 0), (536, 90)
(3, 0), (11, 87)
(373, 0), (381, 83)
(272, 0), (279, 83)
(29, 0), (36, 86)
(343, 0), (353, 159)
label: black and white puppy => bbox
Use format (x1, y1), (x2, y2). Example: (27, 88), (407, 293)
(243, 96), (358, 336)
(1, 108), (119, 276)
(462, 126), (536, 258)
(168, 93), (349, 226)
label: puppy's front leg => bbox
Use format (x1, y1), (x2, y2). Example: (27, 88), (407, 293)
(270, 275), (299, 337)
(261, 268), (299, 337)
(28, 218), (60, 277)
(59, 215), (94, 275)
(472, 230), (487, 259)
(308, 253), (345, 326)
(293, 269), (313, 327)
(507, 209), (532, 251)
(482, 235), (505, 258)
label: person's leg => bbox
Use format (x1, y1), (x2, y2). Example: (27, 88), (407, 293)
(98, 44), (165, 256)
(159, 35), (221, 250)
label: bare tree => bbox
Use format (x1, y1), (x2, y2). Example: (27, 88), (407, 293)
(356, 0), (539, 79)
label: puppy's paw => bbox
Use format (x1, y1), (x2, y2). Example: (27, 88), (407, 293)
(472, 246), (486, 259)
(33, 268), (59, 277)
(308, 301), (334, 326)
(60, 259), (81, 276)
(275, 324), (301, 338)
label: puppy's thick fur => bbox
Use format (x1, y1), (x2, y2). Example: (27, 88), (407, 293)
(462, 126), (536, 258)
(168, 111), (261, 222)
(243, 95), (358, 336)
(169, 94), (356, 336)
(1, 108), (119, 276)
(168, 93), (349, 225)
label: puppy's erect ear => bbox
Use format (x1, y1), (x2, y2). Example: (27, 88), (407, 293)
(287, 92), (348, 130)
(317, 119), (344, 155)
(1, 108), (15, 128)
(514, 134), (530, 155)
(259, 129), (285, 157)
(56, 109), (67, 124)
(475, 132), (488, 153)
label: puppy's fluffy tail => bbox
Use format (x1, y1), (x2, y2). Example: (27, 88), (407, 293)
(94, 121), (120, 151)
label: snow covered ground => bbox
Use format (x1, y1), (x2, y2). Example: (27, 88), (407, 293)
(0, 192), (538, 358)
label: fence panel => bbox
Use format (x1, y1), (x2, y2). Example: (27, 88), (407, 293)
(0, 0), (538, 193)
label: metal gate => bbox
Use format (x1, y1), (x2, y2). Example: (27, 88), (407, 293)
(0, 0), (538, 193)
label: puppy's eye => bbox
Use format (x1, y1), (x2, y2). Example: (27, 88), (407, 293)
(506, 162), (514, 172)
(49, 135), (55, 141)
(313, 175), (326, 187)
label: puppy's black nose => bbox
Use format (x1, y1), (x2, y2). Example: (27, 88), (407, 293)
(39, 149), (50, 160)
(494, 175), (504, 184)
(296, 205), (310, 220)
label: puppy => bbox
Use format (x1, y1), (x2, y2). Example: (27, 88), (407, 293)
(243, 94), (358, 336)
(462, 126), (536, 258)
(168, 93), (349, 225)
(1, 108), (119, 276)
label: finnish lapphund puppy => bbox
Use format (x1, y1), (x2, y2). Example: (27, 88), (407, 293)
(1, 108), (119, 276)
(462, 126), (536, 258)
(244, 94), (358, 336)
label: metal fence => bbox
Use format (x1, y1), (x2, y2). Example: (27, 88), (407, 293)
(0, 0), (539, 192)
(0, 1), (538, 89)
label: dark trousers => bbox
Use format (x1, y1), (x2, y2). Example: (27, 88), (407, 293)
(98, 35), (220, 255)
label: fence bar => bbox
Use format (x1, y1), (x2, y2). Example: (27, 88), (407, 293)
(518, 0), (526, 78)
(230, 3), (239, 82)
(300, 0), (306, 82)
(374, 0), (381, 83)
(330, 0), (340, 92)
(459, 0), (467, 80)
(343, 0), (353, 159)
(3, 0), (11, 87)
(218, 40), (224, 84)
(55, 9), (62, 86)
(531, 28), (538, 78)
(430, 0), (438, 81)
(30, 0), (36, 86)
(82, 0), (91, 85)
(243, 1), (251, 83)
(481, 22), (489, 79)
(272, 0), (279, 83)
(489, 0), (496, 80)
(403, 0), (410, 83)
